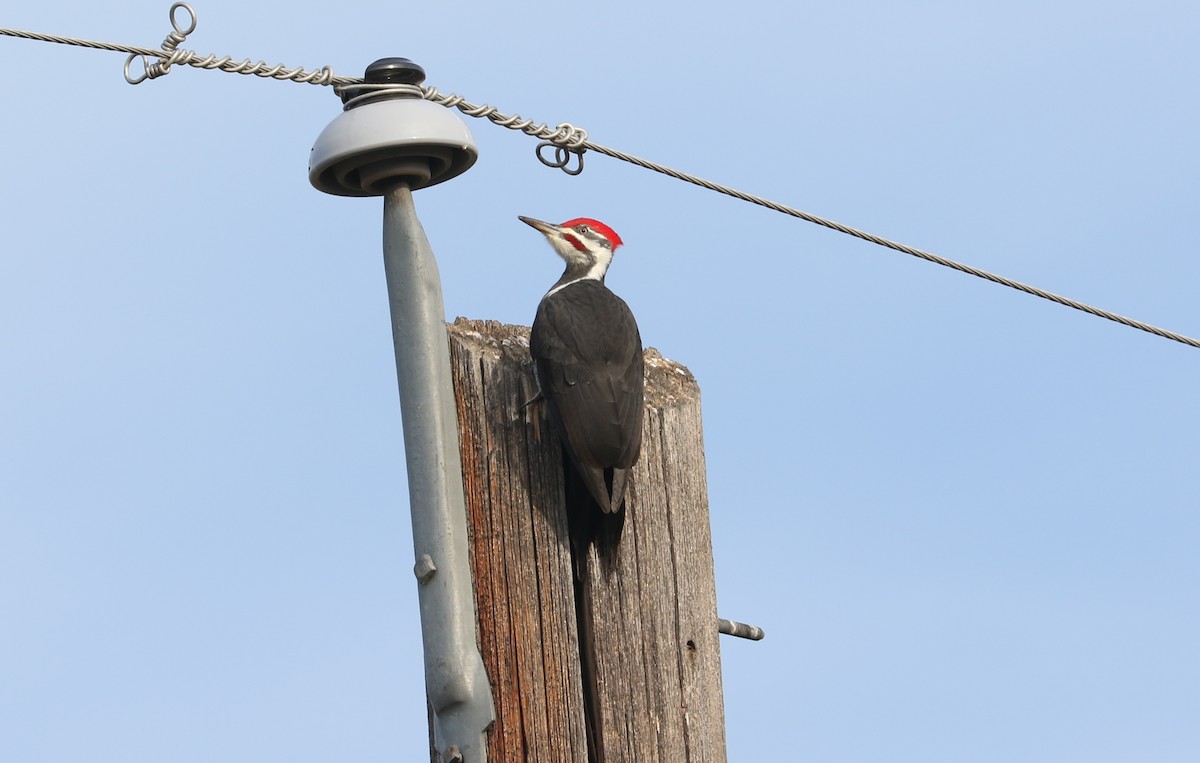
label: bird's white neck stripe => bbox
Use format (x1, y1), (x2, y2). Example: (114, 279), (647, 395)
(544, 274), (602, 298)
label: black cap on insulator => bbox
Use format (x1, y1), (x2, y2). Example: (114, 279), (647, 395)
(365, 57), (426, 86)
(340, 57), (428, 105)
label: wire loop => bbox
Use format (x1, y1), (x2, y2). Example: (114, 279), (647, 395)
(169, 2), (198, 37)
(536, 142), (585, 175)
(533, 122), (588, 174)
(124, 2), (196, 84)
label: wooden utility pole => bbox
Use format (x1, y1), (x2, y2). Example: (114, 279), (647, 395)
(446, 317), (727, 762)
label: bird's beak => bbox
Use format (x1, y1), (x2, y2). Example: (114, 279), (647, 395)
(518, 215), (559, 236)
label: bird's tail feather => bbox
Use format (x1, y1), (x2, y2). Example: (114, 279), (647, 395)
(563, 456), (625, 580)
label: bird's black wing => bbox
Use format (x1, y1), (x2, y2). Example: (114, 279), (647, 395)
(531, 281), (645, 473)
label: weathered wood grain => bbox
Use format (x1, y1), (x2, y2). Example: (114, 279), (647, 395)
(447, 317), (726, 763)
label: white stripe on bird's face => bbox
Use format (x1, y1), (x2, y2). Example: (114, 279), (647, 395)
(547, 224), (614, 280)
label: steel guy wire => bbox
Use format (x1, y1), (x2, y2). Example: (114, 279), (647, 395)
(0, 3), (343, 86)
(2, 3), (1197, 351)
(417, 91), (1200, 351)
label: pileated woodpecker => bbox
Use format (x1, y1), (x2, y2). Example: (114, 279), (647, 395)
(520, 215), (644, 537)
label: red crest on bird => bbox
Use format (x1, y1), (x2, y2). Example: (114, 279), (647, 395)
(561, 218), (623, 250)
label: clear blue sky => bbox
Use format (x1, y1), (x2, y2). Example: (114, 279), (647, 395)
(3, 1), (1198, 760)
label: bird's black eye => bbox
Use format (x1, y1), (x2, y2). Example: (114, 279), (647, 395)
(577, 225), (590, 235)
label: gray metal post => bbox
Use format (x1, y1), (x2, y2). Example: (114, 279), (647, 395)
(308, 58), (491, 763)
(382, 184), (494, 762)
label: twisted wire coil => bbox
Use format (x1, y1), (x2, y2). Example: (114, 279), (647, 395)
(0, 3), (1195, 350)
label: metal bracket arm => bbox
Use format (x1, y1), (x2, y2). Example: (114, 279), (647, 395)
(382, 184), (494, 762)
